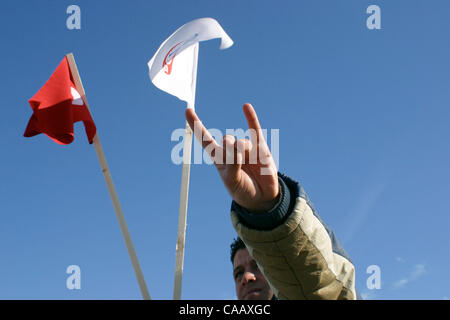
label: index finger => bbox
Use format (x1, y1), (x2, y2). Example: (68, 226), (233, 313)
(185, 108), (222, 154)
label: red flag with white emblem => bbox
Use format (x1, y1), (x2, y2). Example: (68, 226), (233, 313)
(23, 54), (150, 299)
(24, 56), (96, 144)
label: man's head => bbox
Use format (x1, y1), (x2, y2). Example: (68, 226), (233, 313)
(230, 237), (274, 300)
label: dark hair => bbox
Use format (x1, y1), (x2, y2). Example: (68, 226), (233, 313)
(230, 237), (246, 264)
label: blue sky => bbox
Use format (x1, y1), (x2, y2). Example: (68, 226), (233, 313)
(1, 0), (449, 300)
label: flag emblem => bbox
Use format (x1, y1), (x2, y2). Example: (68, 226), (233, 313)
(70, 87), (84, 105)
(163, 42), (182, 75)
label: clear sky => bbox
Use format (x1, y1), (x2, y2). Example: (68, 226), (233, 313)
(1, 0), (449, 300)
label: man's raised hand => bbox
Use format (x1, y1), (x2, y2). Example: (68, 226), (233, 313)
(185, 103), (279, 213)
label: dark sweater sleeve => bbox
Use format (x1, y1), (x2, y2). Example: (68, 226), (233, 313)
(231, 173), (294, 231)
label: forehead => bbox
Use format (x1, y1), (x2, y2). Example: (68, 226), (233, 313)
(233, 248), (252, 268)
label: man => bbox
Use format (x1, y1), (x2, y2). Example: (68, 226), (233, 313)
(186, 103), (357, 300)
(231, 237), (275, 300)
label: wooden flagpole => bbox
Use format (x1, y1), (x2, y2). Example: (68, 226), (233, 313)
(66, 53), (151, 300)
(173, 43), (199, 300)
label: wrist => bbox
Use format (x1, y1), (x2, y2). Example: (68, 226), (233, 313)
(245, 186), (281, 213)
(231, 175), (292, 230)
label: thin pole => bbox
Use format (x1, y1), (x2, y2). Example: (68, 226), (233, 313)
(173, 43), (199, 300)
(66, 53), (151, 300)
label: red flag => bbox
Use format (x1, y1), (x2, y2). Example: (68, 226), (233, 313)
(24, 57), (96, 144)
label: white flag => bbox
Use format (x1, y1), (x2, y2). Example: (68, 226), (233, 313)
(147, 17), (233, 107)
